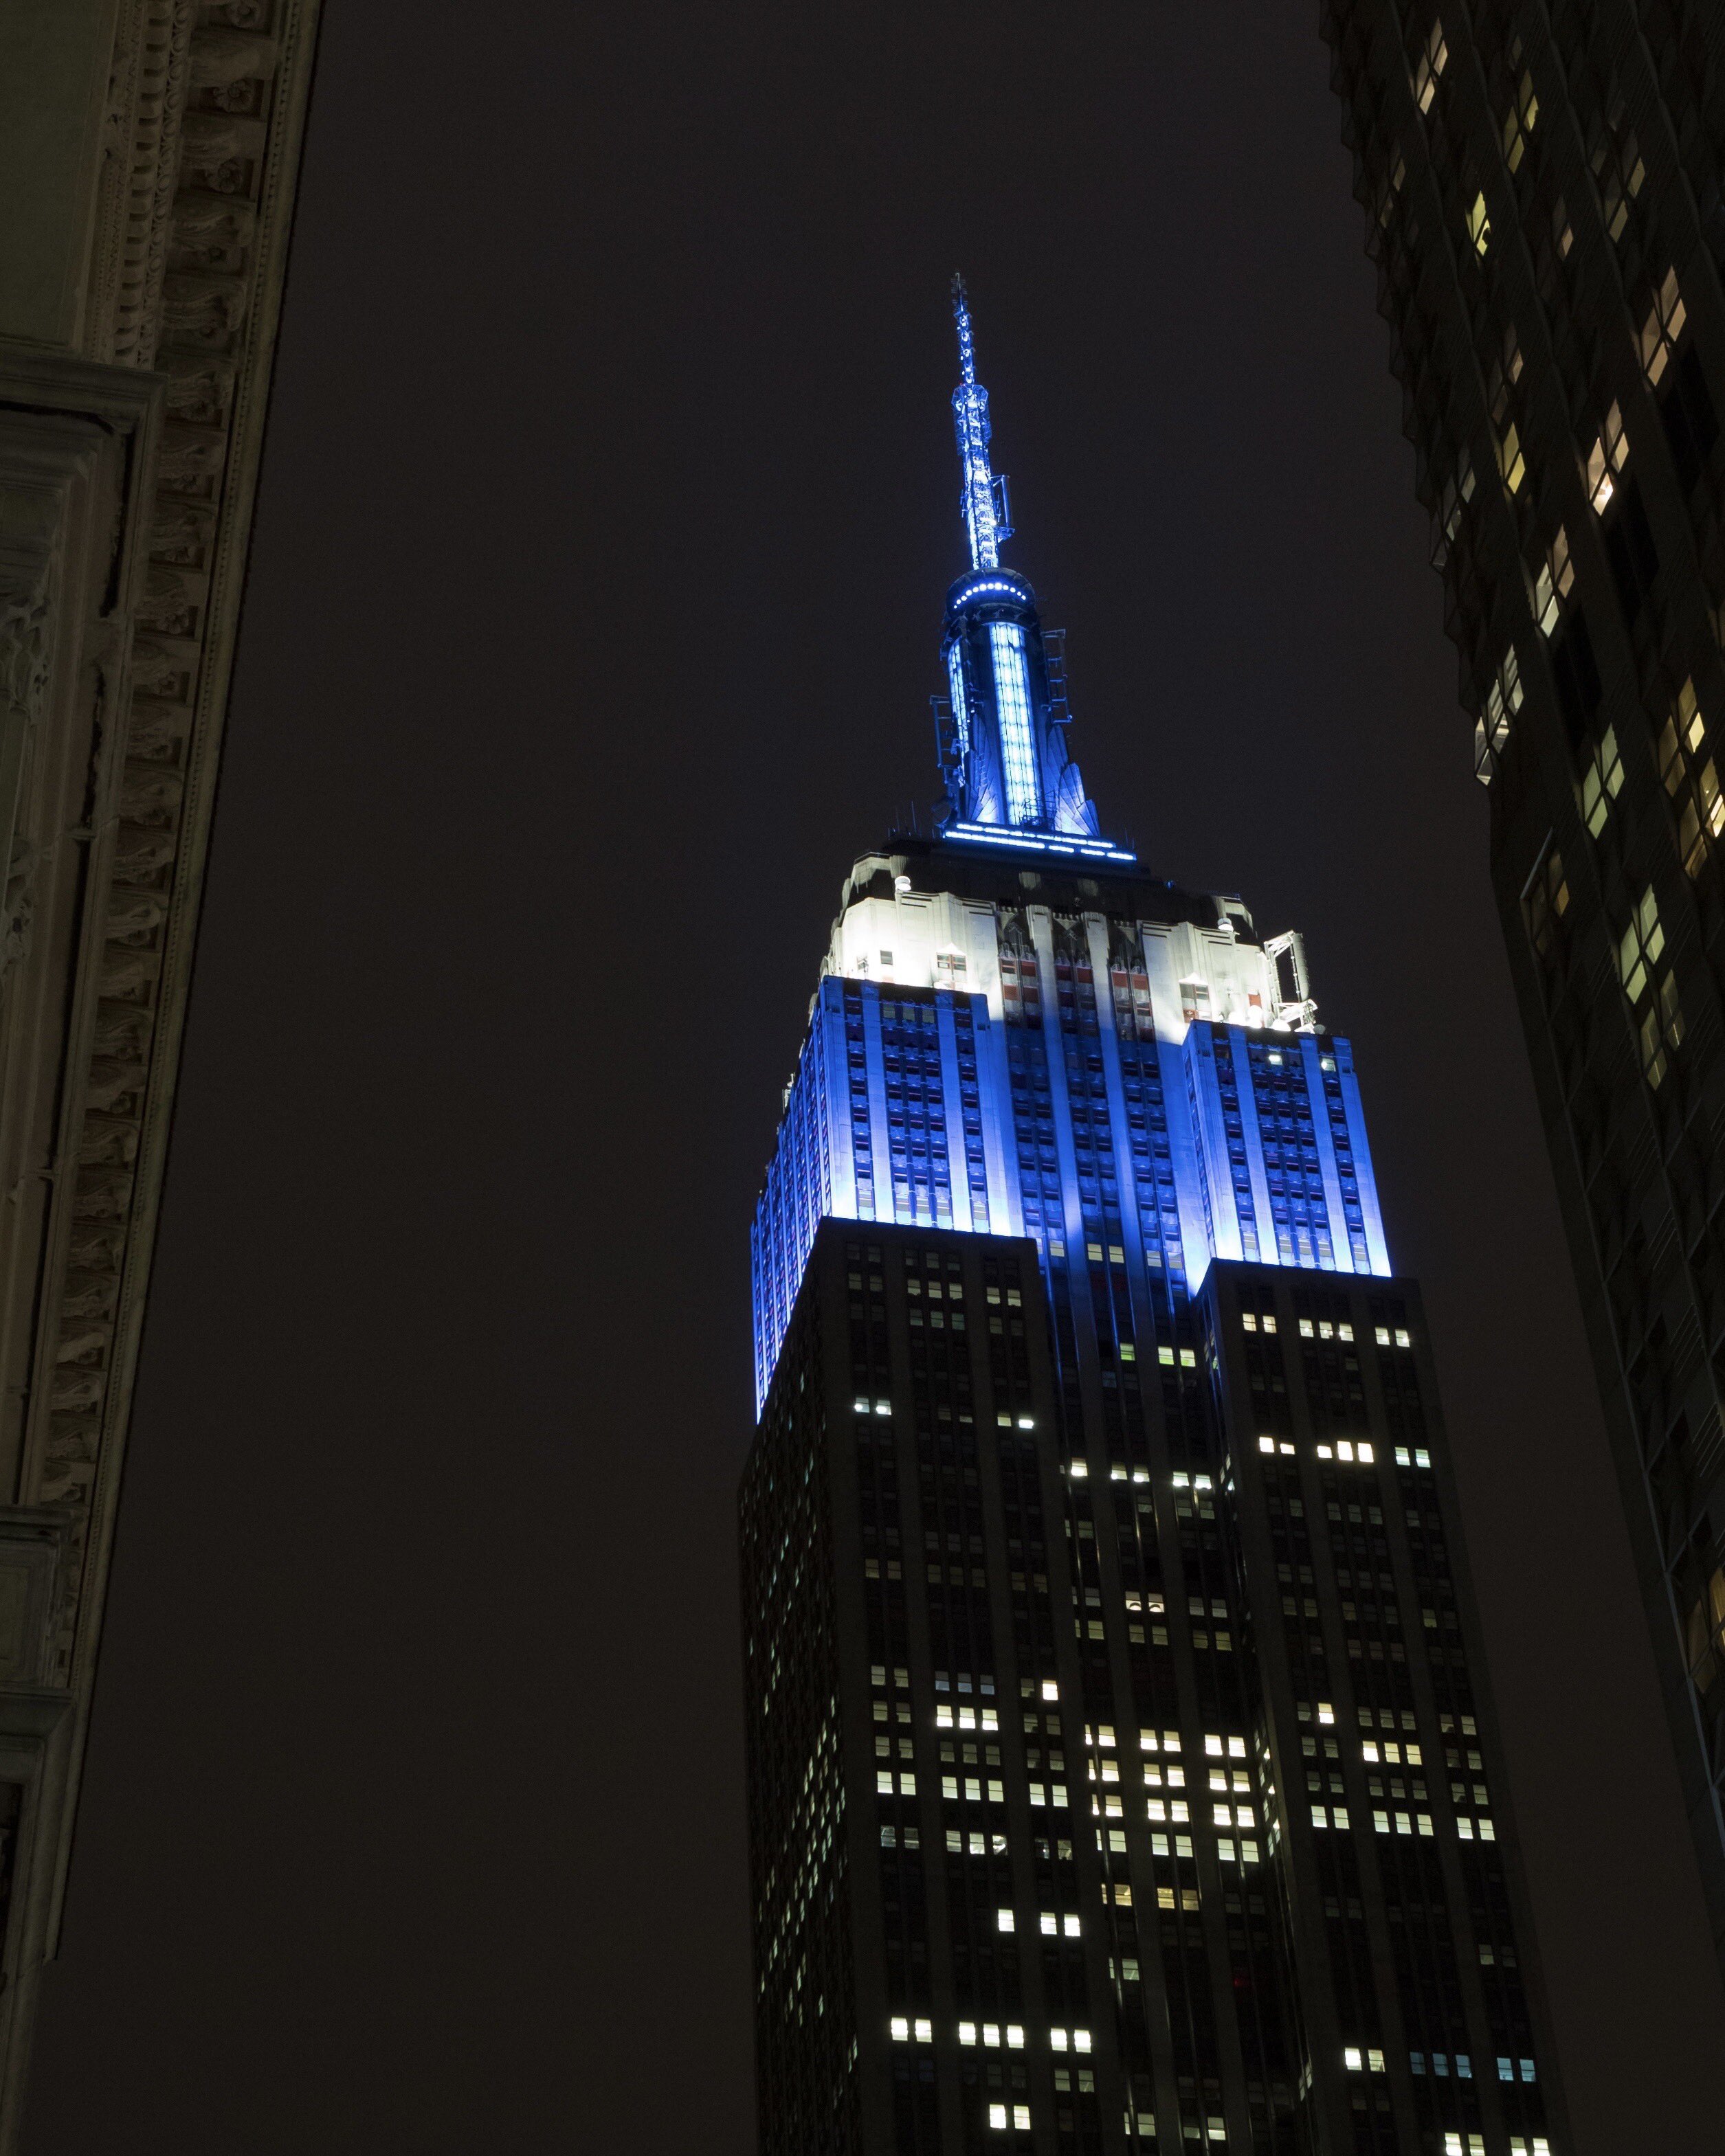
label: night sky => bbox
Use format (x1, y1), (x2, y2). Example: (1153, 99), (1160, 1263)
(19, 7), (1725, 2151)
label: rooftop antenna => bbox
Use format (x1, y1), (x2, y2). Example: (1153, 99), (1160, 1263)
(950, 274), (1013, 572)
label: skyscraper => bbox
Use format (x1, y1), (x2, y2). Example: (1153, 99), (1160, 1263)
(1316, 3), (1725, 1976)
(739, 283), (1567, 2156)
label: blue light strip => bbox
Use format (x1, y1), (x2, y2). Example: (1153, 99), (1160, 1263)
(946, 644), (969, 759)
(989, 621), (1040, 824)
(945, 820), (1136, 864)
(952, 278), (1002, 572)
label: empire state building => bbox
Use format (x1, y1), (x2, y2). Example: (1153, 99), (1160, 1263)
(738, 282), (1568, 2156)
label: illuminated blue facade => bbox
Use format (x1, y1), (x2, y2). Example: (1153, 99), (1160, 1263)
(750, 284), (1390, 1411)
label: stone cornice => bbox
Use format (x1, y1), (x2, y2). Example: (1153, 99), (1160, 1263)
(0, 0), (325, 2000)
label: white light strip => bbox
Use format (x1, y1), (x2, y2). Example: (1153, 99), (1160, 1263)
(988, 621), (1040, 823)
(947, 822), (1135, 864)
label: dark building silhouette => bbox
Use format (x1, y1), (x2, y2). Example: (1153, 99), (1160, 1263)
(738, 285), (1568, 2155)
(1318, 1), (1725, 1973)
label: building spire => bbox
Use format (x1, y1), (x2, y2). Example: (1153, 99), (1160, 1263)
(950, 274), (1012, 572)
(935, 278), (1117, 858)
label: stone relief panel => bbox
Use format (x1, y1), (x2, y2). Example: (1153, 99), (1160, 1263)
(1, 0), (323, 1699)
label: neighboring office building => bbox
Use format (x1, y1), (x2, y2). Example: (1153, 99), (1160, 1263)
(1318, 0), (1725, 1974)
(0, 0), (321, 2138)
(738, 284), (1568, 2155)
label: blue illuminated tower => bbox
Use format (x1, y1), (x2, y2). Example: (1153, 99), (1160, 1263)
(937, 276), (1109, 851)
(739, 284), (1568, 2156)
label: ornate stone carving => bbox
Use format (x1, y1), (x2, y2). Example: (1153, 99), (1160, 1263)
(0, 10), (320, 2115)
(188, 30), (280, 96)
(91, 0), (197, 368)
(0, 579), (48, 741)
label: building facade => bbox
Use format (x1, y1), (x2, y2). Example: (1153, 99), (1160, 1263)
(1315, 0), (1725, 1974)
(739, 286), (1568, 2155)
(0, 0), (321, 2137)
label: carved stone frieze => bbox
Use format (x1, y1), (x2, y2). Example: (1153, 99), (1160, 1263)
(0, 3), (322, 2121)
(0, 586), (47, 743)
(89, 0), (196, 368)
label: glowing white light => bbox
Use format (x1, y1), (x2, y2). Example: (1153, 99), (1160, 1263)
(989, 621), (1040, 823)
(947, 644), (969, 760)
(945, 821), (1134, 863)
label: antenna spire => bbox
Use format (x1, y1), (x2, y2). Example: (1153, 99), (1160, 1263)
(950, 274), (1011, 571)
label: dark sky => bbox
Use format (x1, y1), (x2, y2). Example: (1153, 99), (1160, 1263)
(20, 5), (1725, 2151)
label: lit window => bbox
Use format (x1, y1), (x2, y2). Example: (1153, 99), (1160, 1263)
(990, 2104), (1008, 2130)
(1467, 191), (1491, 257)
(1618, 886), (1683, 1085)
(1685, 1567), (1725, 1691)
(1014, 2107), (1031, 2130)
(1579, 726), (1624, 838)
(1375, 151), (1407, 230)
(997, 1908), (1014, 1932)
(1592, 119), (1645, 243)
(1640, 268), (1687, 385)
(1526, 846), (1569, 963)
(1496, 418), (1522, 491)
(1431, 449), (1475, 568)
(891, 2017), (910, 2041)
(1533, 525), (1573, 635)
(915, 2019), (932, 2043)
(1585, 401), (1628, 513)
(1474, 644), (1524, 782)
(1658, 680), (1723, 877)
(1344, 2046), (1364, 2071)
(1502, 70), (1538, 170)
(1414, 19), (1447, 111)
